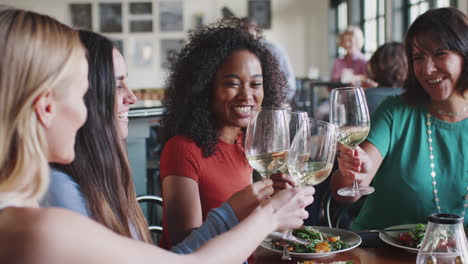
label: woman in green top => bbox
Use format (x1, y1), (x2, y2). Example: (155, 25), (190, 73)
(331, 7), (468, 230)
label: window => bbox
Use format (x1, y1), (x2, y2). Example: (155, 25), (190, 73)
(408, 0), (429, 25)
(434, 0), (452, 7)
(362, 0), (386, 56)
(392, 0), (458, 41)
(337, 1), (349, 57)
(337, 1), (348, 31)
(329, 1), (349, 64)
(392, 0), (404, 42)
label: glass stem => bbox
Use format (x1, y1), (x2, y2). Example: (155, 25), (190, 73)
(351, 146), (359, 190)
(352, 180), (359, 190)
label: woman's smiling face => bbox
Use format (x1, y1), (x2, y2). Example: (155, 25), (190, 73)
(412, 39), (464, 101)
(113, 48), (137, 139)
(211, 49), (264, 131)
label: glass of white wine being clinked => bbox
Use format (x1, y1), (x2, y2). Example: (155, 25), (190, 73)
(279, 118), (337, 255)
(329, 86), (374, 197)
(245, 107), (290, 179)
(287, 118), (337, 188)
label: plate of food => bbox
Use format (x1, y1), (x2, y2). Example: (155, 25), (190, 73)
(260, 226), (362, 259)
(378, 223), (426, 253)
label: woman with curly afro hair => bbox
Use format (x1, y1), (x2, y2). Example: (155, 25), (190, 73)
(159, 18), (289, 248)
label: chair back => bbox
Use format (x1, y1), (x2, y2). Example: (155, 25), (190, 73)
(323, 191), (365, 229)
(137, 195), (163, 244)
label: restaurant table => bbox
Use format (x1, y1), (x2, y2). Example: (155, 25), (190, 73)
(251, 233), (417, 264)
(252, 246), (416, 264)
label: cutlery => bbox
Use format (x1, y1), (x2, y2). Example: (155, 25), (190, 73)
(269, 231), (309, 245)
(281, 240), (291, 260)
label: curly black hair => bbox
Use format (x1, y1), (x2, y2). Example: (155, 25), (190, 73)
(161, 18), (287, 157)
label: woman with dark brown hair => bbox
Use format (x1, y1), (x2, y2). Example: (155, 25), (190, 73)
(41, 30), (151, 242)
(331, 7), (468, 230)
(365, 42), (407, 115)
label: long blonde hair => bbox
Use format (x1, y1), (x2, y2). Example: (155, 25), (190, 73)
(0, 6), (84, 206)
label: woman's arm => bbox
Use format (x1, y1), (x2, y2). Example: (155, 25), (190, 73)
(14, 186), (314, 264)
(162, 175), (203, 245)
(171, 202), (238, 254)
(330, 140), (383, 203)
(171, 179), (273, 253)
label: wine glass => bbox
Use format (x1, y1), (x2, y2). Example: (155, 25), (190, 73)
(281, 110), (309, 245)
(279, 118), (337, 252)
(244, 107), (289, 178)
(287, 118), (337, 187)
(329, 86), (374, 197)
(281, 110), (309, 173)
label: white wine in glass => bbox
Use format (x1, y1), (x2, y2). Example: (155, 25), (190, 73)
(245, 107), (289, 178)
(280, 110), (309, 174)
(330, 86), (374, 197)
(287, 118), (337, 187)
(246, 150), (288, 177)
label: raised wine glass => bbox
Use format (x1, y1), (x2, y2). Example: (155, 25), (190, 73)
(282, 110), (309, 172)
(281, 110), (309, 247)
(278, 118), (338, 255)
(287, 118), (337, 187)
(244, 107), (289, 178)
(329, 86), (374, 197)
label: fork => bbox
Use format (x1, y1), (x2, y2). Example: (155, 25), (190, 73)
(281, 240), (291, 261)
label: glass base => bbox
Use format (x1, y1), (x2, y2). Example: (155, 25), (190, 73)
(338, 185), (375, 197)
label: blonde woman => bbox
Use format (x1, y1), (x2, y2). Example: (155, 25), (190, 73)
(331, 26), (367, 84)
(0, 7), (314, 264)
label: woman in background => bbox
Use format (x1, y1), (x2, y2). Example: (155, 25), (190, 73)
(331, 7), (468, 230)
(160, 18), (289, 248)
(0, 8), (314, 263)
(365, 42), (406, 115)
(331, 26), (367, 85)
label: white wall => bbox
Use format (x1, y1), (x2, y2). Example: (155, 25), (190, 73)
(459, 0), (468, 13)
(0, 0), (330, 89)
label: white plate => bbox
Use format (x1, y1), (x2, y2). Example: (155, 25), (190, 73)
(378, 224), (420, 253)
(260, 226), (362, 259)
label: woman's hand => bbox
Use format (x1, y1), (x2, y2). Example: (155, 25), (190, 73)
(331, 141), (383, 203)
(227, 179), (274, 221)
(336, 143), (370, 185)
(270, 172), (296, 192)
(262, 186), (315, 232)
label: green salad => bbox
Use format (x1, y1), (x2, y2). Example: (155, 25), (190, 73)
(398, 223), (426, 248)
(272, 226), (349, 253)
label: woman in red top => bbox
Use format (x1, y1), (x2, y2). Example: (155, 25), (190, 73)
(160, 18), (288, 248)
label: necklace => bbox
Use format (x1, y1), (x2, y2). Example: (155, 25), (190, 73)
(434, 106), (468, 117)
(426, 113), (468, 216)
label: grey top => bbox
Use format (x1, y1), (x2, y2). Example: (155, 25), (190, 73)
(41, 167), (242, 261)
(40, 168), (90, 217)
